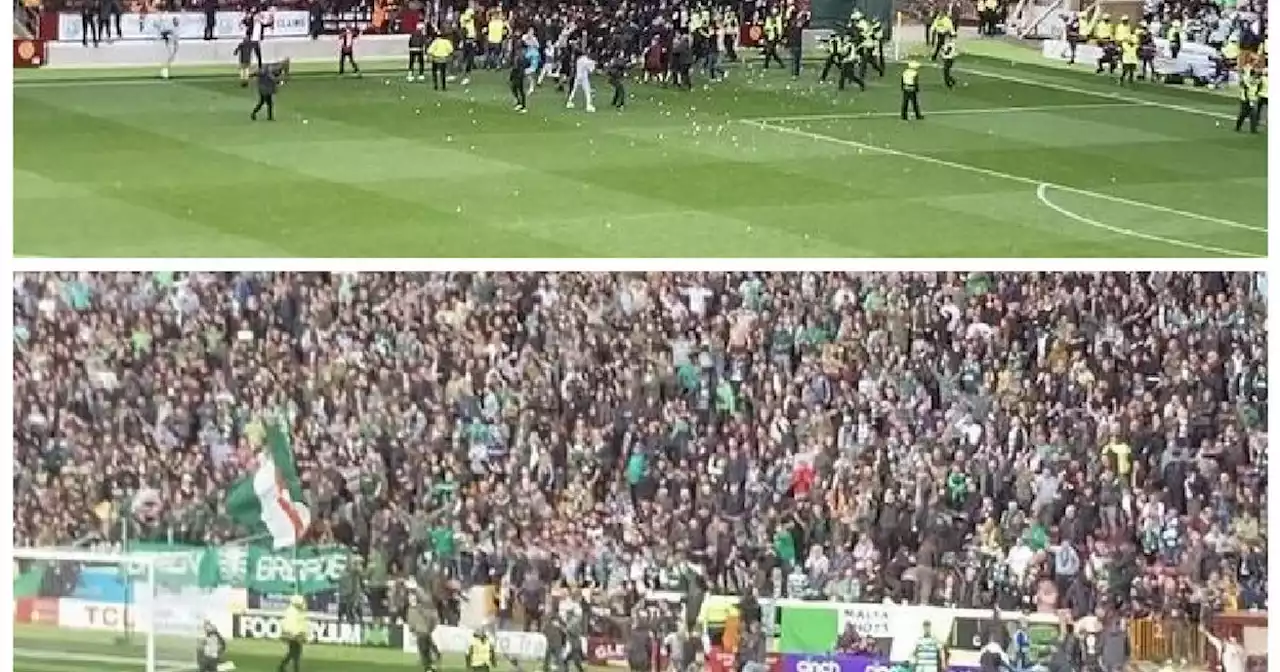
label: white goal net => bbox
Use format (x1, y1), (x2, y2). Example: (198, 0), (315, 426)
(14, 548), (225, 672)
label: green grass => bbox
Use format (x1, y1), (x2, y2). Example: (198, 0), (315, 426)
(14, 51), (1267, 257)
(14, 624), (578, 672)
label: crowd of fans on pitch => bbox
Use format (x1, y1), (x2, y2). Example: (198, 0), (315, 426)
(14, 272), (1268, 640)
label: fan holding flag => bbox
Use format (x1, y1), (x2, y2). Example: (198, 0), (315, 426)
(225, 417), (312, 550)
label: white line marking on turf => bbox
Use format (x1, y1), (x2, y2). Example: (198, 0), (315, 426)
(750, 102), (1141, 122)
(14, 649), (147, 664)
(14, 59), (408, 88)
(738, 119), (1262, 254)
(1034, 184), (1255, 257)
(959, 66), (1237, 121)
(14, 648), (194, 672)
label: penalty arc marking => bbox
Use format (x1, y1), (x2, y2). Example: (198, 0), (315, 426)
(1034, 184), (1256, 257)
(738, 119), (1262, 256)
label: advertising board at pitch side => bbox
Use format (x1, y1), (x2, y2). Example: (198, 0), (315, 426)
(232, 611), (396, 648)
(782, 654), (890, 672)
(57, 598), (234, 634)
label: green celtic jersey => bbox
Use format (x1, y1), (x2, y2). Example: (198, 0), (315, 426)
(914, 635), (942, 672)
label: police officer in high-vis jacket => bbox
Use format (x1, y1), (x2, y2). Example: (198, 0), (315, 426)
(900, 60), (923, 120)
(278, 595), (308, 672)
(466, 629), (497, 672)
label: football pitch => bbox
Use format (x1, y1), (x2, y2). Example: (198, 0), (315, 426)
(14, 47), (1267, 258)
(13, 625), (572, 672)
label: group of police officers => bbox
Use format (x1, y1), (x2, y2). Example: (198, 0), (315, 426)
(1064, 12), (1163, 82)
(1061, 9), (1267, 132)
(819, 10), (887, 92)
(235, 0), (1264, 134)
(232, 0), (954, 123)
(378, 1), (941, 121)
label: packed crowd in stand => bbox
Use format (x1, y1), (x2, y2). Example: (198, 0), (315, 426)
(13, 272), (1268, 640)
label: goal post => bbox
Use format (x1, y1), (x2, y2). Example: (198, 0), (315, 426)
(14, 547), (223, 672)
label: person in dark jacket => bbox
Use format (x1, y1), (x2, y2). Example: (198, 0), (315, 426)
(80, 1), (100, 47)
(669, 32), (692, 90)
(509, 45), (529, 112)
(680, 626), (702, 672)
(251, 58), (289, 121)
(308, 0), (323, 39)
(737, 622), (766, 672)
(1098, 621), (1129, 672)
(234, 37), (257, 85)
(627, 614), (654, 672)
(1064, 576), (1095, 621)
(564, 610), (587, 672)
(406, 590), (440, 672)
(407, 24), (429, 81)
(606, 51), (628, 109)
(982, 608), (1009, 651)
(836, 623), (860, 652)
(105, 0), (122, 40)
(338, 556), (365, 625)
(543, 614), (565, 672)
(1052, 622), (1083, 672)
(204, 0), (219, 40)
(737, 589), (761, 627)
(683, 571), (706, 633)
(978, 639), (1008, 672)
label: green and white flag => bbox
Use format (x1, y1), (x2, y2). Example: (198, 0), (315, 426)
(226, 419), (311, 549)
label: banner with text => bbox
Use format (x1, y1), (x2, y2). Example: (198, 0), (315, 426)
(777, 605), (892, 656)
(586, 636), (629, 667)
(56, 10), (310, 42)
(82, 543), (352, 597)
(57, 598), (235, 635)
(233, 610), (402, 649)
(244, 546), (350, 595)
(774, 602), (1060, 663)
(406, 625), (548, 660)
(706, 646), (783, 672)
(248, 589), (341, 616)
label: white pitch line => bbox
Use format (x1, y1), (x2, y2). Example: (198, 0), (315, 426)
(14, 647), (194, 671)
(1035, 184), (1255, 257)
(15, 73), (357, 88)
(750, 101), (1140, 122)
(14, 57), (409, 89)
(14, 649), (146, 664)
(959, 66), (1237, 121)
(739, 118), (1264, 251)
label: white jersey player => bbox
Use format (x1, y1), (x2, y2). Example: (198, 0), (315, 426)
(565, 52), (596, 112)
(158, 15), (180, 79)
(542, 24), (571, 85)
(539, 40), (557, 85)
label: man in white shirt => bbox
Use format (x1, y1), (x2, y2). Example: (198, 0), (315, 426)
(566, 51), (596, 112)
(254, 7), (276, 42)
(1200, 626), (1246, 672)
(157, 15), (180, 79)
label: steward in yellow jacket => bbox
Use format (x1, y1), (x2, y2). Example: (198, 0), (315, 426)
(279, 595), (308, 672)
(466, 631), (497, 672)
